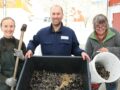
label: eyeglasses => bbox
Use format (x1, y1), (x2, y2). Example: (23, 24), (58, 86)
(95, 25), (106, 30)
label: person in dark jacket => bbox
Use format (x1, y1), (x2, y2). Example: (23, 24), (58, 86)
(0, 17), (26, 90)
(25, 5), (90, 60)
(85, 14), (120, 90)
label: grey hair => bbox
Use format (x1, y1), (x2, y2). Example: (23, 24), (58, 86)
(93, 14), (109, 30)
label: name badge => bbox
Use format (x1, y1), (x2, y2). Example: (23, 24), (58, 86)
(61, 36), (69, 40)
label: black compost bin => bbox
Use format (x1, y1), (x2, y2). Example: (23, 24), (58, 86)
(16, 56), (91, 90)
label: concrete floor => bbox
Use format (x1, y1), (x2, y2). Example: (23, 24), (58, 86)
(98, 79), (120, 90)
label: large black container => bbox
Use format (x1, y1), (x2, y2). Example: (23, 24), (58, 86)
(16, 56), (91, 90)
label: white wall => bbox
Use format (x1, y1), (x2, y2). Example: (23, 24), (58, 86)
(0, 0), (108, 55)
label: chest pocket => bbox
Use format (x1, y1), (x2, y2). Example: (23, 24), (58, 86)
(59, 40), (72, 52)
(60, 40), (71, 46)
(41, 40), (72, 55)
(41, 42), (53, 54)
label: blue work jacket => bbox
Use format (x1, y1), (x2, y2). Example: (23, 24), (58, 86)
(27, 23), (84, 56)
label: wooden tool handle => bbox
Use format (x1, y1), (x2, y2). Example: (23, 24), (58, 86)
(11, 24), (27, 90)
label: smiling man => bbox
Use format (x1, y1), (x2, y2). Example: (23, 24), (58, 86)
(25, 5), (90, 61)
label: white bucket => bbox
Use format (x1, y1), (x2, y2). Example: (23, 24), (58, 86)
(89, 52), (120, 83)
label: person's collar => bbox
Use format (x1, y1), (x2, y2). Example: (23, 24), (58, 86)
(2, 36), (15, 42)
(50, 22), (63, 33)
(90, 28), (116, 41)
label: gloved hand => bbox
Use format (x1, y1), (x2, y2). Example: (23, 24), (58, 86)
(5, 77), (16, 87)
(14, 49), (25, 60)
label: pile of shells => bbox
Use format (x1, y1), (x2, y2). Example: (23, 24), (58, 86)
(95, 63), (110, 80)
(29, 70), (85, 90)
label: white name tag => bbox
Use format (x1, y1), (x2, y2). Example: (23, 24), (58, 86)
(61, 36), (69, 40)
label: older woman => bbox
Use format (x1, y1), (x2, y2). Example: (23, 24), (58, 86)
(85, 14), (120, 90)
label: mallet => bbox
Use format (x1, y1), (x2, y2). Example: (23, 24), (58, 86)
(11, 24), (27, 90)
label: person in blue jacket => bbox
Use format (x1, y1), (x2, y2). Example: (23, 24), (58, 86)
(25, 5), (90, 61)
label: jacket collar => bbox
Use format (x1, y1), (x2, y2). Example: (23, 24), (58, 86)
(90, 28), (116, 42)
(49, 22), (63, 33)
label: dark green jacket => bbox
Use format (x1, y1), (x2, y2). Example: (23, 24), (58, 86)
(0, 37), (26, 90)
(85, 28), (120, 59)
